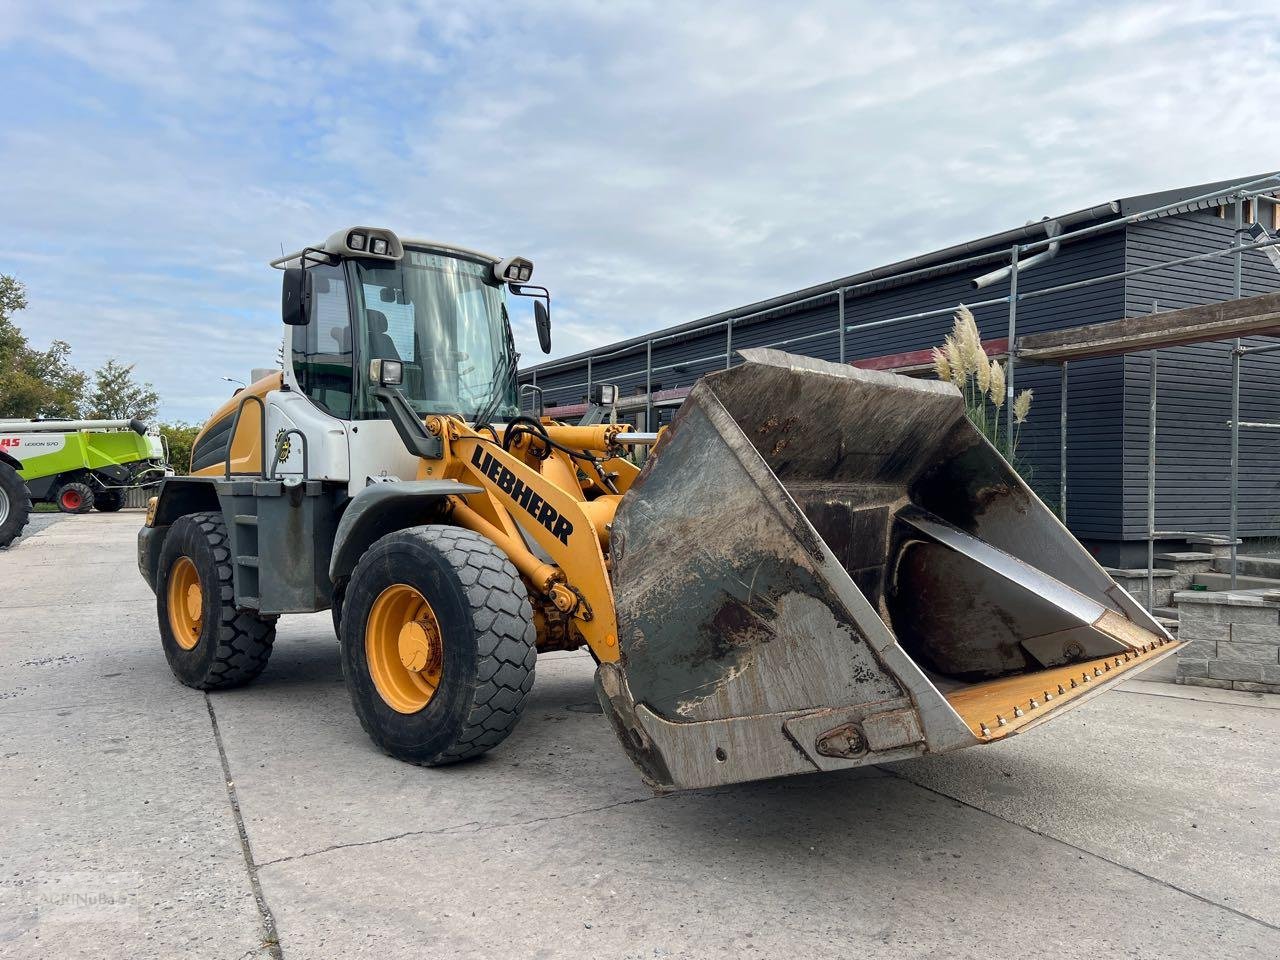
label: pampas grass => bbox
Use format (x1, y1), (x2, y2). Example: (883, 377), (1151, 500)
(932, 306), (1033, 458)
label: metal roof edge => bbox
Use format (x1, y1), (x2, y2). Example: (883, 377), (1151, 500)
(522, 199), (1119, 374)
(522, 173), (1280, 376)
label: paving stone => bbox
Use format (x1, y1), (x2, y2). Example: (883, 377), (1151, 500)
(1178, 676), (1234, 689)
(1208, 660), (1264, 682)
(1174, 640), (1216, 659)
(1175, 658), (1209, 678)
(1230, 622), (1280, 645)
(1176, 618), (1230, 641)
(1232, 681), (1280, 694)
(1216, 641), (1280, 664)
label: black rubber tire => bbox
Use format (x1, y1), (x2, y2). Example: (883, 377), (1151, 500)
(330, 578), (347, 639)
(55, 480), (95, 514)
(0, 464), (31, 548)
(94, 489), (125, 512)
(340, 524), (536, 765)
(157, 512), (277, 690)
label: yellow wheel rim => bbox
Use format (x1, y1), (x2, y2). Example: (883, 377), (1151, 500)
(366, 584), (444, 714)
(167, 556), (203, 651)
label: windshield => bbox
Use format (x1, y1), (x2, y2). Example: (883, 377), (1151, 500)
(351, 249), (518, 421)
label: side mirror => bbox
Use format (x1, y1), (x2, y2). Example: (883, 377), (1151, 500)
(534, 300), (551, 354)
(282, 267), (309, 326)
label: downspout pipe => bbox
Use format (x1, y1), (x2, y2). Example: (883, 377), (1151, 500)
(971, 219), (1063, 290)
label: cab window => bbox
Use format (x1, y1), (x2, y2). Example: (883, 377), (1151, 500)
(291, 262), (354, 418)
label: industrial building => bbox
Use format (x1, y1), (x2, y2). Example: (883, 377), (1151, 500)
(520, 176), (1280, 564)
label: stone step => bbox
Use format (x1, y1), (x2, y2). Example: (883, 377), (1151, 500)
(1153, 606), (1180, 621)
(1154, 551), (1216, 572)
(1193, 571), (1280, 591)
(1184, 535), (1242, 559)
(1211, 554), (1280, 579)
(1105, 567), (1176, 579)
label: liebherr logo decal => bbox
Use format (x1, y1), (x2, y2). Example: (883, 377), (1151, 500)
(470, 446), (575, 545)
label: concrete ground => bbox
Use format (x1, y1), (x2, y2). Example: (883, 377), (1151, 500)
(2, 512), (1278, 960)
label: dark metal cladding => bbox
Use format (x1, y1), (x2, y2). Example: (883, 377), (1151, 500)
(598, 348), (1173, 791)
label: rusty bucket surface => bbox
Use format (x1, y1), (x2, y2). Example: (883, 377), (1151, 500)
(597, 348), (1177, 791)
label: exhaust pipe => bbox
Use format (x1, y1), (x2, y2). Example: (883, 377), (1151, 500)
(597, 348), (1177, 791)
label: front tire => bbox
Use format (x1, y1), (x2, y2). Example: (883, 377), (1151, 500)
(0, 465), (31, 548)
(340, 525), (536, 765)
(56, 480), (94, 514)
(157, 512), (277, 689)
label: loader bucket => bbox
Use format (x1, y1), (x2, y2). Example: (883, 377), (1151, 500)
(597, 348), (1178, 791)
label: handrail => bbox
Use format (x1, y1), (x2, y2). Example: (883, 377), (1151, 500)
(224, 393), (268, 480)
(268, 428), (311, 481)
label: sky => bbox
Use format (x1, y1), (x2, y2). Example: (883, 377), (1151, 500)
(1, 0), (1279, 422)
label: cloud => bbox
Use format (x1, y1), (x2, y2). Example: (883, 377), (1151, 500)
(1, 0), (1278, 421)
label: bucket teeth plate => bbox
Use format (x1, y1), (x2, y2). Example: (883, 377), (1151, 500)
(597, 348), (1175, 791)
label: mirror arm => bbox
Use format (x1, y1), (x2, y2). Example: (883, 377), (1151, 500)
(509, 284), (550, 309)
(373, 387), (443, 460)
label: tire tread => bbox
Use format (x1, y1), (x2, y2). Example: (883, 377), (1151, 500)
(176, 512), (276, 690)
(348, 524), (536, 764)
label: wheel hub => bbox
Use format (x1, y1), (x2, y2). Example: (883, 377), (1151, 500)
(167, 556), (203, 650)
(186, 583), (202, 622)
(397, 619), (441, 673)
(366, 584), (444, 714)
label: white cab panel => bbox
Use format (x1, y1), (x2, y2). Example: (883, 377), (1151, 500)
(265, 390), (349, 482)
(346, 418), (421, 495)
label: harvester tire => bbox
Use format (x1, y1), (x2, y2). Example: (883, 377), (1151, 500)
(0, 464), (31, 548)
(157, 512), (277, 690)
(340, 524), (536, 766)
(55, 481), (94, 514)
(94, 489), (125, 512)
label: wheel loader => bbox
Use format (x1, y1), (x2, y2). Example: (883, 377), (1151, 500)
(138, 226), (1180, 791)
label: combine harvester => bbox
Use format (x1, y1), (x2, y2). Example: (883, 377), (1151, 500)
(0, 418), (167, 527)
(137, 226), (1179, 790)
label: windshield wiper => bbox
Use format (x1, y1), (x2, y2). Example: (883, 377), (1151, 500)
(471, 305), (519, 428)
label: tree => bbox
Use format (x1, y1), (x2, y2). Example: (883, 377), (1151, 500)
(86, 358), (160, 421)
(158, 422), (200, 475)
(0, 274), (87, 419)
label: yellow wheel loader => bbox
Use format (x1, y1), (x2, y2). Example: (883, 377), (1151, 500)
(138, 226), (1180, 790)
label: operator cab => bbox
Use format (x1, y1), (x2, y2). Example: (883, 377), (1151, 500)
(273, 227), (551, 426)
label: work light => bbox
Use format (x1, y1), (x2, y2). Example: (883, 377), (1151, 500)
(370, 358), (403, 386)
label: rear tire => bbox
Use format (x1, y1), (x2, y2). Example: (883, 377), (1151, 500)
(55, 481), (94, 514)
(94, 489), (125, 512)
(157, 512), (277, 690)
(340, 524), (536, 765)
(0, 464), (31, 548)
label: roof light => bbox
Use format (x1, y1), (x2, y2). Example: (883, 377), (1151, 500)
(348, 232), (367, 251)
(494, 256), (534, 285)
(371, 237), (388, 255)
